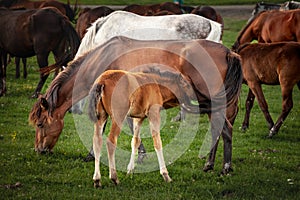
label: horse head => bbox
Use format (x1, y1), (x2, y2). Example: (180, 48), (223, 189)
(29, 97), (64, 153)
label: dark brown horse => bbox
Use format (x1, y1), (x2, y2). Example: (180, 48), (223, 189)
(89, 68), (195, 186)
(29, 36), (243, 174)
(232, 9), (300, 51)
(123, 2), (183, 16)
(237, 42), (300, 137)
(0, 8), (80, 97)
(0, 0), (76, 22)
(76, 6), (114, 39)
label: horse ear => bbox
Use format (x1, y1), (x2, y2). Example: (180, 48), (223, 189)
(40, 98), (49, 110)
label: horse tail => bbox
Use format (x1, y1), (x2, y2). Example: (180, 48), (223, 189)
(224, 51), (243, 107)
(60, 16), (80, 66)
(88, 82), (104, 123)
(63, 3), (75, 22)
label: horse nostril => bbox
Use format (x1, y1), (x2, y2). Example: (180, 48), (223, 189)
(37, 122), (43, 128)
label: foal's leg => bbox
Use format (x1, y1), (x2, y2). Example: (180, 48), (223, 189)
(93, 118), (107, 188)
(127, 118), (143, 174)
(106, 120), (122, 185)
(269, 85), (294, 137)
(241, 88), (255, 131)
(149, 106), (172, 182)
(127, 117), (147, 163)
(248, 82), (274, 130)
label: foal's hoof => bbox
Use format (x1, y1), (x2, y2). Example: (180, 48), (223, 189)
(203, 163), (214, 172)
(94, 180), (101, 188)
(162, 173), (172, 183)
(111, 178), (120, 185)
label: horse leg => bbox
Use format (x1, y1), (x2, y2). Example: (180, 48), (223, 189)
(93, 117), (107, 188)
(171, 107), (186, 122)
(127, 118), (143, 174)
(249, 83), (274, 130)
(203, 112), (222, 172)
(241, 88), (255, 131)
(0, 53), (8, 96)
(32, 53), (49, 98)
(149, 105), (171, 182)
(127, 117), (147, 163)
(269, 86), (294, 137)
(22, 58), (27, 79)
(106, 120), (122, 185)
(15, 57), (20, 79)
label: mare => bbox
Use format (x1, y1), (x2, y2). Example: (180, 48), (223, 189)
(191, 5), (224, 26)
(237, 42), (300, 137)
(232, 9), (300, 51)
(76, 6), (114, 39)
(0, 8), (80, 97)
(29, 36), (243, 174)
(281, 1), (300, 10)
(0, 0), (76, 22)
(69, 10), (223, 114)
(88, 68), (196, 186)
(247, 2), (280, 22)
(123, 2), (183, 15)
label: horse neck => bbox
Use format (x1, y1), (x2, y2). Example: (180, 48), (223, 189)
(233, 17), (258, 50)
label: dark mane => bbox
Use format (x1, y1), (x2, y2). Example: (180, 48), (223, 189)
(29, 55), (86, 124)
(45, 56), (86, 115)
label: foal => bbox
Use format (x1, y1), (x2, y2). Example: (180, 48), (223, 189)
(88, 68), (196, 187)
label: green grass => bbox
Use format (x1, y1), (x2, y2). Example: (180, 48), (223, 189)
(0, 7), (300, 200)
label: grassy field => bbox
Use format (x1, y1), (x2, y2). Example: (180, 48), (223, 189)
(0, 2), (300, 199)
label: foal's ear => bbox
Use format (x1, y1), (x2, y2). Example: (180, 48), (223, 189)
(40, 98), (49, 110)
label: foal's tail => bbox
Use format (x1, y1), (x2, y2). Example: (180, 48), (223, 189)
(88, 82), (104, 123)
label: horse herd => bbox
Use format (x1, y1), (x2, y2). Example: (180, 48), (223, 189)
(1, 0), (300, 188)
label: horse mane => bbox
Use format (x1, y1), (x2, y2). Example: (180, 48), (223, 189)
(29, 55), (86, 124)
(75, 14), (111, 57)
(142, 67), (182, 81)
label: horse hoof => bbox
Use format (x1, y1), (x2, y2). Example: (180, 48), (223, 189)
(83, 153), (95, 162)
(203, 163), (214, 172)
(94, 180), (101, 188)
(111, 178), (120, 185)
(162, 173), (172, 183)
(220, 166), (233, 175)
(268, 128), (277, 138)
(240, 125), (248, 132)
(137, 152), (147, 164)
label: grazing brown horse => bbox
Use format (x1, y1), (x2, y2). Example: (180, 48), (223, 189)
(76, 6), (114, 39)
(0, 7), (80, 97)
(89, 68), (196, 187)
(237, 42), (300, 137)
(232, 9), (300, 51)
(123, 2), (183, 16)
(29, 36), (243, 174)
(0, 0), (76, 22)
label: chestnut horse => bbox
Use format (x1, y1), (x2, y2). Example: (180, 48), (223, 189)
(237, 42), (300, 137)
(29, 36), (243, 174)
(0, 8), (80, 97)
(123, 2), (183, 15)
(75, 6), (114, 40)
(88, 68), (196, 186)
(232, 9), (300, 51)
